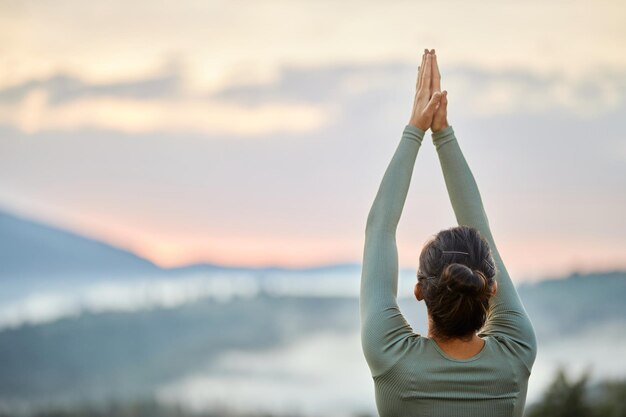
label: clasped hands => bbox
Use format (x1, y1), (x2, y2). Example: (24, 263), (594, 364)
(409, 48), (449, 133)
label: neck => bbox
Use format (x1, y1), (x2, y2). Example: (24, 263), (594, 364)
(425, 316), (485, 360)
(429, 332), (480, 344)
(427, 316), (479, 345)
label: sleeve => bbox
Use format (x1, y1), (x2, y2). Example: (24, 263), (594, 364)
(432, 125), (538, 372)
(360, 124), (424, 378)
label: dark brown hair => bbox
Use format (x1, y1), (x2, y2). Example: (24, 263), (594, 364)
(417, 225), (497, 341)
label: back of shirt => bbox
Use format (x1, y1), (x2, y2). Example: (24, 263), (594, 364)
(372, 336), (530, 417)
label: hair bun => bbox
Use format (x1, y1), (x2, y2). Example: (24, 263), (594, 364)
(440, 263), (489, 297)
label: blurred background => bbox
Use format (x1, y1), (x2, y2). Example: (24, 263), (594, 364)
(1, 1), (625, 416)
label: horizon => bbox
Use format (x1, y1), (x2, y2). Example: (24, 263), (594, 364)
(2, 202), (623, 284)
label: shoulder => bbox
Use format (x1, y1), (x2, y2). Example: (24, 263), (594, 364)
(368, 333), (430, 379)
(484, 334), (537, 375)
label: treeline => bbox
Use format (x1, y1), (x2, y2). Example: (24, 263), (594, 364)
(526, 367), (626, 417)
(0, 400), (287, 417)
(2, 368), (625, 417)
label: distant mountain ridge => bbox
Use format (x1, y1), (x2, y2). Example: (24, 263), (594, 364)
(0, 207), (364, 279)
(518, 269), (626, 339)
(0, 208), (162, 279)
(0, 205), (622, 283)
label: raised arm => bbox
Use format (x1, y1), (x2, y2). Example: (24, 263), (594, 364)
(429, 52), (537, 371)
(360, 124), (423, 377)
(360, 50), (443, 377)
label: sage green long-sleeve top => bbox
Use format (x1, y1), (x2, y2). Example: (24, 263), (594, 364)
(360, 124), (538, 417)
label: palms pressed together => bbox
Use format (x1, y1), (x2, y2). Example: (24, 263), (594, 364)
(409, 48), (449, 133)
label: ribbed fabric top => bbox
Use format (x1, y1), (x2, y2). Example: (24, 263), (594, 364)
(360, 124), (538, 417)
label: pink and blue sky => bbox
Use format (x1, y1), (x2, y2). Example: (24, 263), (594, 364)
(1, 0), (625, 281)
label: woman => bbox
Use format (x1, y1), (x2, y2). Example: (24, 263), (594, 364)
(360, 48), (537, 417)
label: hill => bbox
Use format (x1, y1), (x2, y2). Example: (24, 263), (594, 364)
(0, 209), (161, 279)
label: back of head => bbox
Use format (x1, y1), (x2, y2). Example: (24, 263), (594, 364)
(417, 225), (497, 340)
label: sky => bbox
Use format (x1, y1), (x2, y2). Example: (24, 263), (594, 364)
(1, 0), (625, 281)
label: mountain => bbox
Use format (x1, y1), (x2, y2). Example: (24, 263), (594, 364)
(167, 261), (363, 276)
(0, 207), (363, 281)
(0, 208), (163, 279)
(517, 270), (626, 339)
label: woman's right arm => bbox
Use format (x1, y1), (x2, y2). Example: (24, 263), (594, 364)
(433, 126), (537, 372)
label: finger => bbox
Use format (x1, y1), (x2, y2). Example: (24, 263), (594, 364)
(421, 53), (433, 97)
(416, 51), (426, 89)
(432, 51), (441, 93)
(416, 51), (427, 90)
(419, 52), (429, 90)
(424, 91), (441, 114)
(419, 49), (429, 89)
(432, 90), (447, 116)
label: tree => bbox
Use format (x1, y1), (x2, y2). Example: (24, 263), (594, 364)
(527, 367), (593, 417)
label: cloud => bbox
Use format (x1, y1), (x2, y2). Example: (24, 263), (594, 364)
(212, 62), (626, 118)
(0, 70), (181, 106)
(0, 90), (328, 136)
(3, 0), (625, 91)
(1, 61), (624, 136)
(0, 62), (330, 136)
